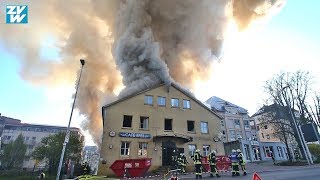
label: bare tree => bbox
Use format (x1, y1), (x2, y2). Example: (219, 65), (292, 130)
(308, 93), (320, 128)
(263, 71), (315, 159)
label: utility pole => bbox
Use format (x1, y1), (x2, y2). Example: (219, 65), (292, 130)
(56, 59), (85, 180)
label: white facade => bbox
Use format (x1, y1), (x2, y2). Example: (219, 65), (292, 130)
(1, 123), (82, 170)
(205, 96), (259, 143)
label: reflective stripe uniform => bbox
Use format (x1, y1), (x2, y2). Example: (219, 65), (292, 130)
(192, 152), (202, 179)
(208, 153), (220, 177)
(229, 153), (240, 176)
(238, 152), (246, 175)
(177, 155), (187, 173)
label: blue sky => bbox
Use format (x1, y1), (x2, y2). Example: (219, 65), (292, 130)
(1, 1), (320, 145)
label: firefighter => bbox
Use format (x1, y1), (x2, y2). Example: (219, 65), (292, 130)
(192, 149), (203, 179)
(229, 149), (240, 176)
(172, 149), (179, 169)
(208, 150), (221, 178)
(82, 161), (89, 175)
(178, 153), (188, 173)
(237, 149), (247, 176)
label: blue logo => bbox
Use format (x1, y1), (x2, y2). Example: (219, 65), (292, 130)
(6, 5), (28, 24)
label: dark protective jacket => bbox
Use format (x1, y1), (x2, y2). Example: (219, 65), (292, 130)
(192, 152), (202, 164)
(208, 153), (217, 165)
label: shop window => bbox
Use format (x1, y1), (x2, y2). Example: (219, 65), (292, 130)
(187, 120), (195, 132)
(144, 95), (153, 105)
(123, 115), (132, 128)
(140, 116), (149, 130)
(200, 122), (208, 133)
(164, 118), (172, 131)
(203, 145), (210, 156)
(171, 98), (179, 108)
(120, 142), (130, 156)
(277, 146), (283, 157)
(158, 96), (166, 106)
(183, 99), (191, 109)
(138, 142), (148, 156)
(188, 144), (197, 156)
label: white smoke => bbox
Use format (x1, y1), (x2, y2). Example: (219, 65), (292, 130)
(0, 0), (285, 145)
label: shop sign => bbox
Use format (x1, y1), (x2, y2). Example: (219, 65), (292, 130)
(119, 132), (151, 139)
(251, 141), (259, 146)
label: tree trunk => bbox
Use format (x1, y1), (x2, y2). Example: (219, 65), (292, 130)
(282, 132), (293, 161)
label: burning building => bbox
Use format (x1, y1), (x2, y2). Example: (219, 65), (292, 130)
(98, 83), (224, 176)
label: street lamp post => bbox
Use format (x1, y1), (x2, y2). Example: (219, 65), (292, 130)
(282, 86), (312, 165)
(56, 59), (85, 180)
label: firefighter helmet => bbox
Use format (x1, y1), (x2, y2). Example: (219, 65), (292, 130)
(195, 149), (200, 153)
(211, 150), (216, 154)
(231, 149), (236, 153)
(236, 149), (242, 153)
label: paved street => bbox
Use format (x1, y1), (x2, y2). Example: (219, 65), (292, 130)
(153, 162), (320, 180)
(172, 166), (320, 180)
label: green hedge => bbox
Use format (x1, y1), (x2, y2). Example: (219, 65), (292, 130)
(308, 144), (320, 162)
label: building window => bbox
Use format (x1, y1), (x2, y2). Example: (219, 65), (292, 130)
(188, 144), (197, 156)
(220, 120), (225, 128)
(264, 125), (268, 129)
(158, 96), (166, 106)
(32, 137), (36, 140)
(120, 142), (130, 156)
(123, 115), (133, 128)
(171, 98), (179, 108)
(25, 137), (29, 141)
(277, 146), (283, 157)
(200, 122), (208, 133)
(266, 134), (270, 139)
(230, 130), (235, 141)
(144, 95), (153, 105)
(7, 136), (11, 140)
(252, 134), (258, 141)
(183, 100), (191, 109)
(234, 119), (240, 129)
(138, 142), (148, 156)
(203, 145), (210, 156)
(243, 120), (250, 129)
(140, 116), (149, 130)
(164, 119), (172, 131)
(236, 131), (242, 139)
(187, 120), (195, 132)
(245, 131), (251, 140)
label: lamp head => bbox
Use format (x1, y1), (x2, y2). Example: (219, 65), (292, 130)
(80, 59), (85, 66)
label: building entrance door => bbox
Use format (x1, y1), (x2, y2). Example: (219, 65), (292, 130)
(162, 141), (176, 166)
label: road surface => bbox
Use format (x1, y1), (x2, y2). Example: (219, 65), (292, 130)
(169, 166), (320, 180)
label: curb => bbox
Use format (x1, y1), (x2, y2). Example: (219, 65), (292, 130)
(250, 164), (320, 174)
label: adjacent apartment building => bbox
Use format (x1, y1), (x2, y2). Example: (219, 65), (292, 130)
(251, 105), (296, 161)
(0, 118), (83, 170)
(98, 83), (225, 176)
(205, 96), (260, 162)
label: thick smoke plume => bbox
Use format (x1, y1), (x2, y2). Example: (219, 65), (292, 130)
(0, 0), (285, 145)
